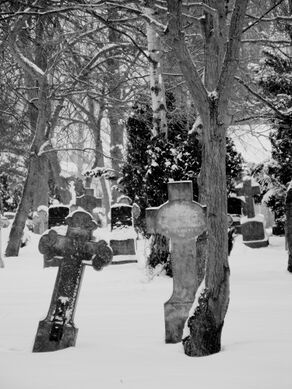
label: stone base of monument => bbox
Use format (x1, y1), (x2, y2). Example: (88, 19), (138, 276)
(164, 301), (193, 344)
(33, 320), (78, 352)
(241, 215), (269, 248)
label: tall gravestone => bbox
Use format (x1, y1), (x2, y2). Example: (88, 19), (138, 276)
(146, 181), (207, 343)
(235, 176), (269, 248)
(33, 211), (113, 352)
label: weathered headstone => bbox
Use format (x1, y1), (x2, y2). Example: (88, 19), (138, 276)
(32, 205), (48, 235)
(235, 176), (260, 218)
(146, 181), (207, 343)
(227, 197), (242, 215)
(48, 205), (70, 229)
(76, 188), (102, 224)
(33, 211), (113, 352)
(235, 176), (269, 248)
(110, 196), (140, 257)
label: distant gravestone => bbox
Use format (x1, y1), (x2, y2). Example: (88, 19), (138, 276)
(227, 197), (242, 215)
(235, 177), (260, 218)
(110, 196), (140, 257)
(235, 177), (268, 248)
(32, 206), (48, 235)
(146, 181), (207, 343)
(48, 205), (70, 229)
(76, 188), (102, 214)
(32, 211), (113, 352)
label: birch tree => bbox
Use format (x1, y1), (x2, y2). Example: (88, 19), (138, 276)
(144, 0), (167, 137)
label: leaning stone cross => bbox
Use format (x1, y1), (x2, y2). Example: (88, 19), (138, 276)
(146, 181), (207, 343)
(235, 177), (260, 218)
(33, 210), (112, 352)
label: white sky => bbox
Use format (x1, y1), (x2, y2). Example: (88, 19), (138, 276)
(229, 124), (272, 163)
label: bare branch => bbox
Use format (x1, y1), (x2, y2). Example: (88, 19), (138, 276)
(235, 76), (287, 120)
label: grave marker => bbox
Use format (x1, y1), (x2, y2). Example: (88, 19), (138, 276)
(235, 177), (260, 218)
(76, 188), (102, 215)
(33, 210), (113, 352)
(48, 205), (70, 229)
(146, 181), (207, 343)
(236, 176), (269, 248)
(32, 206), (48, 235)
(110, 196), (140, 258)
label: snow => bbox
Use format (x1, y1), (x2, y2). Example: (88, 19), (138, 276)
(0, 227), (292, 389)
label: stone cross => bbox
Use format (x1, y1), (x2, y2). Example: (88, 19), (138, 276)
(235, 177), (260, 218)
(76, 188), (102, 215)
(146, 181), (207, 343)
(33, 210), (113, 352)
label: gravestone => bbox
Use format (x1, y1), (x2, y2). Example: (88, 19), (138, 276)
(227, 197), (242, 233)
(48, 205), (70, 229)
(235, 176), (268, 248)
(110, 196), (140, 257)
(33, 211), (113, 352)
(32, 205), (48, 234)
(146, 181), (207, 343)
(227, 197), (242, 215)
(76, 188), (102, 224)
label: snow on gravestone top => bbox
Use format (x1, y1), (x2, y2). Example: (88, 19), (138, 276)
(146, 181), (207, 344)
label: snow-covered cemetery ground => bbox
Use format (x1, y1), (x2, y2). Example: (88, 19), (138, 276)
(0, 226), (291, 389)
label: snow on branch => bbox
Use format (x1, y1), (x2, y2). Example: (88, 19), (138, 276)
(10, 42), (45, 80)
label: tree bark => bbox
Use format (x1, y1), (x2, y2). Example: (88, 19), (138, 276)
(144, 1), (168, 137)
(6, 8), (53, 256)
(165, 0), (249, 356)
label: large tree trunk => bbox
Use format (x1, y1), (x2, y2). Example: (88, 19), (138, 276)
(6, 75), (51, 256)
(6, 7), (54, 256)
(165, 0), (248, 356)
(183, 107), (229, 356)
(286, 181), (292, 272)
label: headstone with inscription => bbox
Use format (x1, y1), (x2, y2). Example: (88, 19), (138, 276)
(32, 211), (113, 352)
(235, 176), (269, 248)
(146, 181), (207, 343)
(110, 196), (140, 257)
(48, 205), (70, 229)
